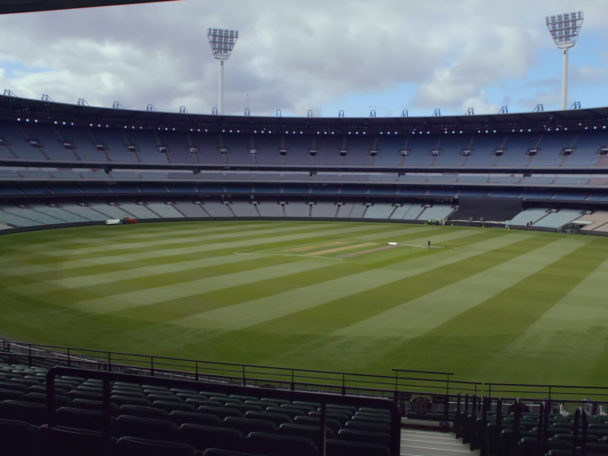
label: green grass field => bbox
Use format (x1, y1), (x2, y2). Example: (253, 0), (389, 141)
(1, 220), (607, 387)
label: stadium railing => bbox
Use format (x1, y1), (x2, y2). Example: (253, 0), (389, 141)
(44, 366), (402, 456)
(3, 339), (608, 455)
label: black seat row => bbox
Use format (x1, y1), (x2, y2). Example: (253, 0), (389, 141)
(0, 418), (390, 456)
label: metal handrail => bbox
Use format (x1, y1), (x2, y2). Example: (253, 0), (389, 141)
(4, 338), (608, 402)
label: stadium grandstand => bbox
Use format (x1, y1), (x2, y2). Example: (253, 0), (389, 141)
(0, 95), (607, 234)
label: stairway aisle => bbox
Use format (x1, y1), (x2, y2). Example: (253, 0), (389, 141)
(401, 428), (480, 456)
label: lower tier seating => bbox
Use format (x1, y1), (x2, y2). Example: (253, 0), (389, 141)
(0, 361), (398, 456)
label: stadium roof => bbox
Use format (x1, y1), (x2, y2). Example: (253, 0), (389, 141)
(1, 94), (607, 136)
(0, 0), (176, 14)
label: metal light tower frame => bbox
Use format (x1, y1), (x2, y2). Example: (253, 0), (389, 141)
(546, 11), (583, 110)
(207, 28), (238, 115)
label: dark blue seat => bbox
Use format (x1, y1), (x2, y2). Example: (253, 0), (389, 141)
(224, 416), (277, 435)
(38, 424), (112, 456)
(169, 410), (222, 426)
(119, 404), (170, 420)
(203, 449), (266, 456)
(114, 414), (177, 441)
(0, 418), (36, 456)
(152, 400), (194, 412)
(246, 431), (317, 456)
(56, 406), (106, 431)
(244, 410), (290, 427)
(0, 399), (48, 425)
(326, 438), (390, 456)
(337, 428), (390, 446)
(198, 405), (241, 420)
(116, 436), (197, 456)
(179, 423), (245, 452)
(278, 422), (335, 446)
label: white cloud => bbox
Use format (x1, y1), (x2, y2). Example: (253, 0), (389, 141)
(0, 0), (605, 116)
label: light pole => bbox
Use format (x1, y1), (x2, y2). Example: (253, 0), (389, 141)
(207, 28), (239, 115)
(545, 11), (583, 110)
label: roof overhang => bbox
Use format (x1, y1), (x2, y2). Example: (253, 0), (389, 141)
(0, 0), (177, 14)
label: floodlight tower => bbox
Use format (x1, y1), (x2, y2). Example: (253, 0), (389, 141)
(545, 11), (583, 110)
(207, 28), (239, 115)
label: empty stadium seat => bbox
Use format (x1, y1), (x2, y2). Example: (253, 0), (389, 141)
(202, 449), (265, 456)
(246, 431), (318, 456)
(278, 422), (335, 445)
(179, 423), (245, 452)
(244, 410), (290, 427)
(169, 410), (222, 426)
(116, 436), (197, 456)
(119, 404), (171, 420)
(0, 418), (37, 456)
(0, 399), (48, 425)
(38, 424), (111, 456)
(337, 428), (390, 446)
(114, 414), (177, 441)
(326, 438), (390, 456)
(223, 416), (277, 434)
(56, 406), (106, 431)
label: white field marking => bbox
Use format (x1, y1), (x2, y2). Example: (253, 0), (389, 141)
(232, 225), (466, 261)
(281, 241), (345, 253)
(1, 222), (382, 276)
(234, 251), (343, 261)
(172, 231), (526, 331)
(307, 242), (376, 256)
(72, 258), (331, 314)
(400, 244), (448, 249)
(329, 236), (588, 339)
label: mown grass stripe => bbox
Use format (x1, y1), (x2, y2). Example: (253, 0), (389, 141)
(480, 245), (608, 385)
(9, 221), (360, 265)
(2, 221), (390, 274)
(108, 226), (495, 322)
(186, 233), (552, 370)
(10, 221), (303, 257)
(334, 236), (588, 338)
(172, 230), (523, 331)
(2, 222), (445, 289)
(73, 258), (331, 313)
(56, 226), (476, 304)
(379, 237), (607, 382)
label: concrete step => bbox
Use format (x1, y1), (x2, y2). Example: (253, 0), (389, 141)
(401, 428), (479, 456)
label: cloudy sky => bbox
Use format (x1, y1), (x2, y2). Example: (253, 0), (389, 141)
(0, 0), (606, 118)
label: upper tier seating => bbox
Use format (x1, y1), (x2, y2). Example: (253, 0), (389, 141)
(2, 121), (608, 171)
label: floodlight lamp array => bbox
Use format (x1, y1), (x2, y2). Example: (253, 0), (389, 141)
(207, 28), (239, 60)
(545, 11), (583, 49)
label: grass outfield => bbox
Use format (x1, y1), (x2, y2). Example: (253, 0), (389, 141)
(0, 220), (608, 386)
